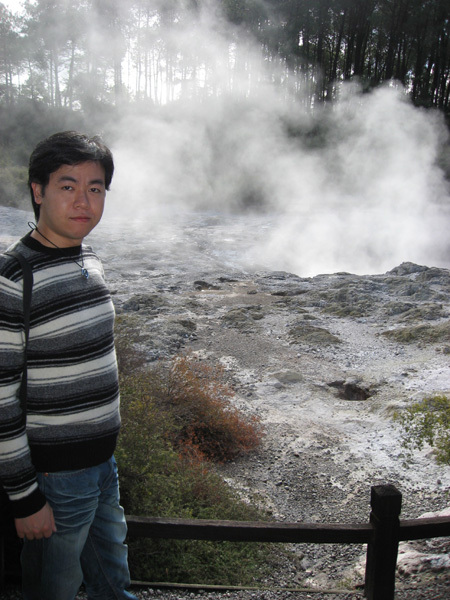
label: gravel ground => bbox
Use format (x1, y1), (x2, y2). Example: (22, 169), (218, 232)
(2, 574), (450, 599)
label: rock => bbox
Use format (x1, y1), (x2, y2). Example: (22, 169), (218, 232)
(222, 306), (266, 330)
(272, 371), (304, 385)
(397, 543), (450, 575)
(122, 293), (167, 313)
(177, 319), (197, 332)
(271, 289), (309, 297)
(387, 262), (430, 276)
(194, 280), (221, 290)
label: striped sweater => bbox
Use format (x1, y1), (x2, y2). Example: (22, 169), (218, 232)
(0, 233), (121, 518)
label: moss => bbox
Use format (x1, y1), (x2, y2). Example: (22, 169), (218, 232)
(288, 323), (341, 345)
(381, 321), (450, 344)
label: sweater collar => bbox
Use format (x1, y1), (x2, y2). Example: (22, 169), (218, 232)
(21, 231), (83, 257)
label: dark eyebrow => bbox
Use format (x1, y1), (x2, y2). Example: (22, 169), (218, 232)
(57, 175), (77, 184)
(57, 175), (105, 186)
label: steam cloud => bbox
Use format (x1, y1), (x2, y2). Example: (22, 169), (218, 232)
(104, 3), (449, 277)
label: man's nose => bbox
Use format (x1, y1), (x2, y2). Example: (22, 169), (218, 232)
(74, 189), (89, 207)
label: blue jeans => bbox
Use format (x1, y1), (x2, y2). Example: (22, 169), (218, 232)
(21, 457), (137, 600)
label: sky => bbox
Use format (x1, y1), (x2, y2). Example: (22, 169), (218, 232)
(2, 0), (26, 13)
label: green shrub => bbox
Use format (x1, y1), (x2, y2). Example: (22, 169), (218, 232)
(394, 394), (450, 465)
(129, 537), (272, 585)
(0, 165), (28, 209)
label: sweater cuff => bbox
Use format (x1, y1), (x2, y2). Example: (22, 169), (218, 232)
(12, 487), (47, 519)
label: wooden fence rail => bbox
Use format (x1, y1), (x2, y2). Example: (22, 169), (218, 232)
(2, 484), (449, 597)
(126, 484), (450, 600)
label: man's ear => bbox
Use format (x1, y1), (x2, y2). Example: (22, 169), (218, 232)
(31, 182), (44, 204)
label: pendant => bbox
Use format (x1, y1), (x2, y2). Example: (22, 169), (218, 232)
(81, 268), (89, 279)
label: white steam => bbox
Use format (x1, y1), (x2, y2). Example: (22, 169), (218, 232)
(105, 4), (449, 277)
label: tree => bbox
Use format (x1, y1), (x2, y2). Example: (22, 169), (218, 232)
(0, 4), (21, 104)
(0, 0), (449, 114)
(21, 0), (89, 107)
(90, 0), (129, 104)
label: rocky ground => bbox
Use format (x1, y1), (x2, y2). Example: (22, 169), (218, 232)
(106, 256), (450, 598)
(1, 207), (450, 598)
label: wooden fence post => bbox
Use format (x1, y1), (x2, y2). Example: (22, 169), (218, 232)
(364, 484), (402, 600)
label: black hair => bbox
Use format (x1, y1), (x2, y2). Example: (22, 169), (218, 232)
(28, 131), (114, 219)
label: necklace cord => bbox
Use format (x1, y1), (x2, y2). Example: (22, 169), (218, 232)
(27, 222), (89, 279)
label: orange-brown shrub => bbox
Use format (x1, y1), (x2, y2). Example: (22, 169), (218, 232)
(165, 354), (262, 462)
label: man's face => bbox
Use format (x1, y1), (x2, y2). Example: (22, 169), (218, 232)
(31, 161), (106, 248)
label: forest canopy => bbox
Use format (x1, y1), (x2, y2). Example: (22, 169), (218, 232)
(0, 0), (449, 115)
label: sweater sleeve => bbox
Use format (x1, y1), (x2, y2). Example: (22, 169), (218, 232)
(0, 273), (46, 518)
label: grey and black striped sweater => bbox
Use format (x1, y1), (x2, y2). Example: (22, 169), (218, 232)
(0, 233), (121, 518)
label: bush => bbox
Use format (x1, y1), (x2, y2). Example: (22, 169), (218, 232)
(114, 322), (269, 584)
(394, 394), (450, 465)
(166, 355), (262, 462)
(0, 165), (28, 209)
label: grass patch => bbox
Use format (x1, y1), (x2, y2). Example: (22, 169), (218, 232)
(381, 321), (450, 344)
(394, 394), (450, 465)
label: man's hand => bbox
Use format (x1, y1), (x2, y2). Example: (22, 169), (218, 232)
(15, 502), (57, 540)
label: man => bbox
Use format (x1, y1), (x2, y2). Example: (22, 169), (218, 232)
(0, 131), (137, 600)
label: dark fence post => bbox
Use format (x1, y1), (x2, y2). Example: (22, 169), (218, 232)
(364, 484), (402, 600)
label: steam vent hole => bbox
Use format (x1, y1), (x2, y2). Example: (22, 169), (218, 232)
(328, 381), (372, 401)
